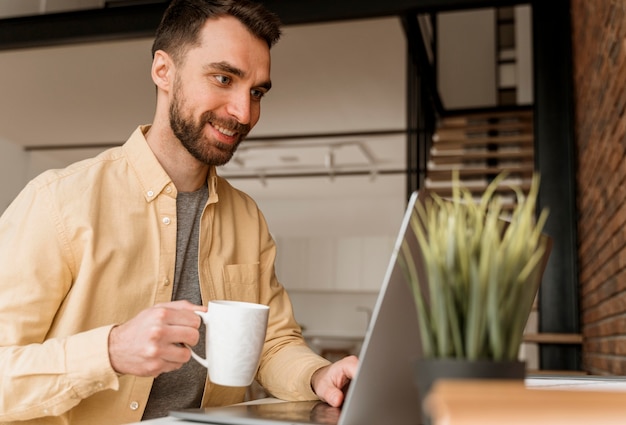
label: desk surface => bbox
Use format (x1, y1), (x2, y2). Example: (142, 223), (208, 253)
(128, 417), (185, 425)
(426, 375), (626, 425)
(128, 397), (284, 425)
(131, 375), (626, 425)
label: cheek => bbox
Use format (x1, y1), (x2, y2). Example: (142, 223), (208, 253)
(250, 103), (262, 127)
(189, 84), (224, 109)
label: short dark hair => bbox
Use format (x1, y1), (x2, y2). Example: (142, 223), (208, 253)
(151, 0), (282, 63)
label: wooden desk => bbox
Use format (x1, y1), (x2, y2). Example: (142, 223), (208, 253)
(425, 376), (626, 425)
(134, 377), (626, 424)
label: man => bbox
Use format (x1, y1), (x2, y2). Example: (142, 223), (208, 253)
(0, 1), (358, 423)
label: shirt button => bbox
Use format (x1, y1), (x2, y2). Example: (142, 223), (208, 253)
(96, 382), (103, 389)
(164, 278), (170, 286)
(147, 190), (154, 197)
(166, 186), (172, 193)
(162, 217), (171, 225)
(130, 401), (139, 411)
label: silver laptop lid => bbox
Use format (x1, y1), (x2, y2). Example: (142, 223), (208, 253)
(337, 190), (422, 425)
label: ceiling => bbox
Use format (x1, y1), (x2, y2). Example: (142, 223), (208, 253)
(0, 0), (165, 19)
(0, 0), (102, 19)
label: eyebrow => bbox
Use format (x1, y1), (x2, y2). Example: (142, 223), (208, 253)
(206, 61), (272, 91)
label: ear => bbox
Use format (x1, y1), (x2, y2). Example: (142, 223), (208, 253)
(151, 50), (175, 92)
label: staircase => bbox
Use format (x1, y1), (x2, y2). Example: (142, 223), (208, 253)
(426, 108), (534, 208)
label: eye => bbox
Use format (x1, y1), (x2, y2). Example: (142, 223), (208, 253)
(214, 75), (231, 85)
(251, 88), (267, 100)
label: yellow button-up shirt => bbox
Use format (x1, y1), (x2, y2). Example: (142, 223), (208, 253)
(0, 126), (330, 425)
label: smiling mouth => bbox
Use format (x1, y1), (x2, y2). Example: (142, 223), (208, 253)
(212, 123), (236, 137)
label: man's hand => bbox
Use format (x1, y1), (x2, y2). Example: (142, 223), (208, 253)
(311, 355), (359, 407)
(108, 300), (205, 377)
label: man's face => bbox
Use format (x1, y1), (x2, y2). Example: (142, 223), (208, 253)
(168, 16), (272, 166)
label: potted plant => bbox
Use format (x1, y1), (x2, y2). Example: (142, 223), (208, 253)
(399, 172), (551, 420)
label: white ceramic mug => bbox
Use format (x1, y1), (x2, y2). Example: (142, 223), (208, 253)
(188, 300), (269, 387)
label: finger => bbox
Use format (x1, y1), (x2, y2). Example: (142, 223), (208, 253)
(155, 300), (207, 312)
(141, 349), (191, 376)
(338, 355), (359, 379)
(158, 340), (194, 365)
(151, 321), (201, 347)
(172, 324), (201, 347)
(139, 334), (195, 367)
(150, 305), (202, 329)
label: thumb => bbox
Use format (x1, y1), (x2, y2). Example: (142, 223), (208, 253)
(324, 387), (345, 407)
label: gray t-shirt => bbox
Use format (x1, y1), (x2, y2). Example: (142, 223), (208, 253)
(142, 185), (208, 420)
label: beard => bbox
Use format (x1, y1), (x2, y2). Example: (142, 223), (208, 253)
(169, 83), (251, 167)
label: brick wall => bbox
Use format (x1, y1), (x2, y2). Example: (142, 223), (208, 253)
(571, 0), (626, 374)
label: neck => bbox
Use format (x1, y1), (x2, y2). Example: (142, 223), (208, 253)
(145, 123), (209, 193)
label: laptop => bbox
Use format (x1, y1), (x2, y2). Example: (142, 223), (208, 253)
(171, 191), (425, 425)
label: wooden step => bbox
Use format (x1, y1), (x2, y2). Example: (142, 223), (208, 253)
(523, 333), (583, 345)
(427, 166), (534, 181)
(424, 180), (530, 198)
(432, 133), (534, 146)
(440, 109), (534, 127)
(429, 149), (534, 165)
(435, 121), (533, 137)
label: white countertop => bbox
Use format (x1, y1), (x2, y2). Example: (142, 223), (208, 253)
(526, 375), (626, 391)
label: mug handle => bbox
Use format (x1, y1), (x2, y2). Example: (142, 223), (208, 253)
(185, 310), (209, 368)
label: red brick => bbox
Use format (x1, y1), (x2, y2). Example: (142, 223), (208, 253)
(573, 0), (626, 375)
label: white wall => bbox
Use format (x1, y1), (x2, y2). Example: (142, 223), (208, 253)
(516, 5), (534, 104)
(436, 6), (533, 109)
(437, 9), (497, 109)
(25, 147), (105, 181)
(0, 138), (26, 212)
(253, 18), (406, 135)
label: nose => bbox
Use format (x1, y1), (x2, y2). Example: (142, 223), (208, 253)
(225, 90), (252, 125)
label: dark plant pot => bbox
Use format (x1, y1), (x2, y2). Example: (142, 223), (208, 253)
(415, 358), (526, 425)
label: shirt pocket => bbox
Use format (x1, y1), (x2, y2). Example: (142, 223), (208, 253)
(223, 263), (260, 303)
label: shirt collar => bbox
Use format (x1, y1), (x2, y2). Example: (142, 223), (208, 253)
(122, 125), (221, 203)
(123, 125), (174, 203)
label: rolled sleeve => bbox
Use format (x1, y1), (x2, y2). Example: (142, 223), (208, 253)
(258, 344), (331, 401)
(0, 326), (119, 421)
(66, 325), (120, 397)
